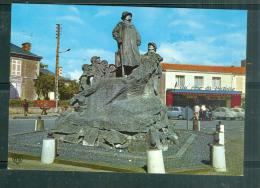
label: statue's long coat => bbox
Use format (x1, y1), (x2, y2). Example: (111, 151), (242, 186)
(112, 21), (141, 67)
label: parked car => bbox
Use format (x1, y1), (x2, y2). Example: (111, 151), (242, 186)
(231, 108), (245, 120)
(212, 107), (237, 120)
(167, 106), (184, 119)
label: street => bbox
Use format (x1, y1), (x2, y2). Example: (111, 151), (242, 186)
(173, 119), (244, 135)
(9, 118), (56, 135)
(8, 118), (244, 175)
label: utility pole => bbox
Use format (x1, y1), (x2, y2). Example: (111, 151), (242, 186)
(55, 24), (60, 113)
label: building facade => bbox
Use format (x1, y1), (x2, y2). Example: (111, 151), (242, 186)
(10, 43), (42, 100)
(159, 63), (246, 108)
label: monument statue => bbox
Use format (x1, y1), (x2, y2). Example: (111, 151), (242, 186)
(79, 64), (92, 92)
(79, 56), (117, 92)
(52, 12), (178, 151)
(141, 42), (163, 95)
(112, 11), (141, 76)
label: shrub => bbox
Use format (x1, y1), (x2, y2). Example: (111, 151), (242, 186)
(9, 99), (36, 107)
(58, 100), (70, 107)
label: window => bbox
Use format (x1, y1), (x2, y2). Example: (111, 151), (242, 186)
(11, 59), (22, 76)
(194, 76), (203, 88)
(173, 107), (179, 111)
(175, 75), (185, 87)
(212, 77), (221, 88)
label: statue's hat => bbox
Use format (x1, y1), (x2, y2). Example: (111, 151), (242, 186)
(90, 56), (100, 63)
(121, 11), (132, 20)
(148, 42), (157, 51)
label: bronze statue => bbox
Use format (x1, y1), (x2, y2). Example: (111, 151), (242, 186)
(112, 11), (141, 76)
(54, 16), (179, 151)
(141, 42), (163, 95)
(79, 64), (92, 92)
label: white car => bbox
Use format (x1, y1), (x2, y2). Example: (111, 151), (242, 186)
(167, 106), (184, 119)
(212, 107), (237, 120)
(231, 108), (245, 120)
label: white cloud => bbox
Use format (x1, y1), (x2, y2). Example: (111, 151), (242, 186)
(80, 48), (114, 63)
(210, 20), (238, 28)
(61, 48), (114, 78)
(157, 32), (246, 66)
(170, 19), (204, 29)
(57, 15), (85, 25)
(68, 70), (82, 81)
(175, 8), (191, 16)
(68, 6), (80, 15)
(11, 31), (33, 43)
(94, 9), (112, 17)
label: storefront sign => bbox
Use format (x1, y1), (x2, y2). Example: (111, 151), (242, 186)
(180, 86), (235, 91)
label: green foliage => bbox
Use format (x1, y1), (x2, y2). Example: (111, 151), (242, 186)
(40, 63), (48, 69)
(9, 99), (35, 107)
(34, 72), (55, 100)
(58, 100), (70, 107)
(58, 79), (79, 100)
(34, 72), (79, 100)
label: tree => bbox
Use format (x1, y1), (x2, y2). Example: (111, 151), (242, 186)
(59, 79), (79, 100)
(34, 73), (55, 100)
(34, 72), (79, 100)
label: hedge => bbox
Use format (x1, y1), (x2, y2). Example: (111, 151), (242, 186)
(9, 99), (70, 107)
(9, 99), (36, 107)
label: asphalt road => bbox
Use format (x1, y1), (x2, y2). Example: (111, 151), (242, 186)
(9, 118), (57, 135)
(173, 119), (244, 134)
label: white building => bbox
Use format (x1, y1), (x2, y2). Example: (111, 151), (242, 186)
(10, 43), (42, 100)
(159, 63), (246, 108)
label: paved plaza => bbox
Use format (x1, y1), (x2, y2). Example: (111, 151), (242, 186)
(8, 118), (244, 175)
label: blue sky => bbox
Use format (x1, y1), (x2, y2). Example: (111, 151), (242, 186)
(11, 4), (247, 80)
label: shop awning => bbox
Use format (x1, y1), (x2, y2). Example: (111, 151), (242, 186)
(166, 89), (241, 96)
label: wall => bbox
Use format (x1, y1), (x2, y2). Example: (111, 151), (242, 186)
(234, 75), (246, 95)
(21, 58), (40, 100)
(164, 70), (245, 94)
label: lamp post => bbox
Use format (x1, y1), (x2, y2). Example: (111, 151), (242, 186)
(55, 23), (70, 113)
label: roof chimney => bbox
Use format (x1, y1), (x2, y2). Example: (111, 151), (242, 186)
(22, 42), (31, 52)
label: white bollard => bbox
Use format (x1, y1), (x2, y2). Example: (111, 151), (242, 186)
(212, 144), (226, 172)
(216, 123), (224, 133)
(35, 118), (44, 131)
(147, 149), (165, 174)
(215, 132), (225, 145)
(41, 138), (56, 164)
(198, 121), (200, 131)
(219, 124), (225, 133)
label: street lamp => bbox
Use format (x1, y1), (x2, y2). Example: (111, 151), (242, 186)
(59, 49), (71, 53)
(55, 48), (70, 113)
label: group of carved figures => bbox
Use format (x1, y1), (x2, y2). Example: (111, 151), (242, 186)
(79, 11), (163, 95)
(54, 11), (179, 150)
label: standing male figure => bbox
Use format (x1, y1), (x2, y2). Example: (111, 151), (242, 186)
(112, 11), (141, 76)
(22, 99), (29, 117)
(141, 42), (163, 95)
